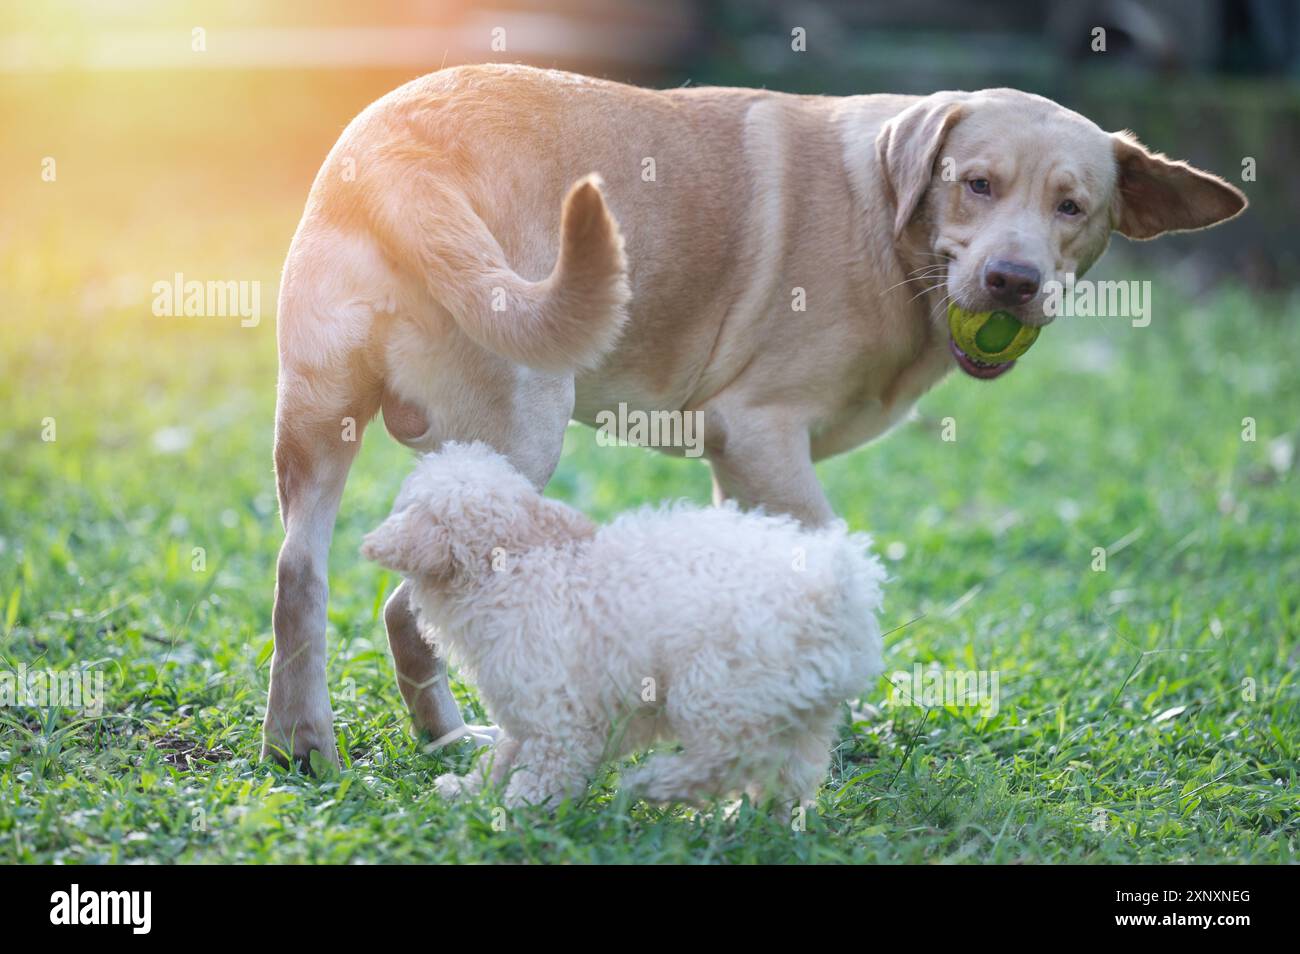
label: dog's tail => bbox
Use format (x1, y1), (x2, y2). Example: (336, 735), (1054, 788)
(375, 172), (630, 373)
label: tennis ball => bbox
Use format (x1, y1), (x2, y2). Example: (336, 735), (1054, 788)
(947, 304), (1040, 364)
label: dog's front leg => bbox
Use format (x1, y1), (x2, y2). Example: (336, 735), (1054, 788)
(707, 412), (834, 526)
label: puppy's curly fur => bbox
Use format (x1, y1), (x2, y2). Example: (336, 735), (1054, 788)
(362, 442), (886, 807)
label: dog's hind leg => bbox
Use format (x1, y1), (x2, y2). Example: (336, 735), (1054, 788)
(376, 321), (576, 746)
(262, 228), (387, 768)
(383, 581), (459, 739)
(384, 580), (496, 745)
(263, 370), (377, 767)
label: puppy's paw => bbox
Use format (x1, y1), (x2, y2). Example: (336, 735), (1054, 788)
(847, 698), (883, 724)
(434, 772), (474, 800)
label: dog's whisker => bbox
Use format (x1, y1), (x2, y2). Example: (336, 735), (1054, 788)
(906, 280), (950, 305)
(881, 276), (944, 297)
(929, 294), (955, 321)
(880, 266), (949, 297)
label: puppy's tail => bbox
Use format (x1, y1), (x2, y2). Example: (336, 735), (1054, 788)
(376, 172), (630, 373)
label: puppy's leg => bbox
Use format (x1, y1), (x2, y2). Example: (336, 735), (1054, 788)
(622, 745), (739, 805)
(434, 733), (521, 800)
(501, 736), (598, 808)
(766, 715), (838, 809)
(706, 412), (834, 526)
(770, 748), (830, 810)
(622, 711), (752, 803)
(626, 733), (828, 808)
(621, 752), (697, 803)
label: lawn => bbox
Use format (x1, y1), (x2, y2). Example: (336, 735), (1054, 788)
(1, 73), (1297, 865)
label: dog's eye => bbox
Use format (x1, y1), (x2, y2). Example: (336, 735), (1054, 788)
(968, 178), (991, 196)
(1058, 199), (1082, 216)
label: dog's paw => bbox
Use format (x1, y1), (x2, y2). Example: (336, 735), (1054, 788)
(423, 723), (502, 753)
(463, 723), (502, 748)
(261, 705), (339, 772)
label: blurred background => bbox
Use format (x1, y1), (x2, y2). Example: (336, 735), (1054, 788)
(2, 0), (1298, 313)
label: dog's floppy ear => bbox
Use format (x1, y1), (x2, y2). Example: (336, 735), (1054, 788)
(1111, 132), (1247, 240)
(876, 93), (965, 239)
(360, 505), (453, 577)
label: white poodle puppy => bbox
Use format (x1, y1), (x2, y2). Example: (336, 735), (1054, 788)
(361, 442), (886, 808)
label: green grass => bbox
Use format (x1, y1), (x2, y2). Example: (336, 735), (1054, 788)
(1, 272), (1296, 863)
(0, 68), (1296, 865)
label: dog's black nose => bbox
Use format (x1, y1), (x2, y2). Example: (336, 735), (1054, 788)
(983, 260), (1041, 305)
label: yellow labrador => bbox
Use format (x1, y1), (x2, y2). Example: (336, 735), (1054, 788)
(264, 64), (1245, 766)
